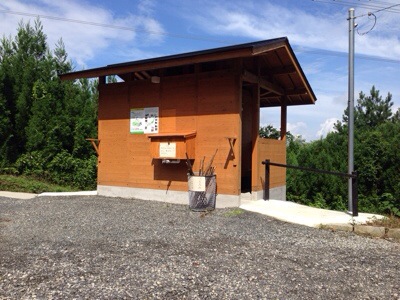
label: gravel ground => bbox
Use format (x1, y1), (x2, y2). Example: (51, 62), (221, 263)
(0, 196), (399, 299)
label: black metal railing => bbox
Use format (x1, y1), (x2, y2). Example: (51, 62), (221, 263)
(262, 159), (358, 216)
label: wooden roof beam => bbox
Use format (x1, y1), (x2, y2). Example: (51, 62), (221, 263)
(141, 71), (151, 78)
(265, 65), (297, 76)
(286, 88), (308, 96)
(242, 70), (284, 96)
(134, 72), (145, 80)
(252, 40), (286, 55)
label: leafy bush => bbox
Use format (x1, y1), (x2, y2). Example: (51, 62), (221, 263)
(380, 193), (400, 217)
(73, 155), (97, 190)
(14, 151), (49, 178)
(47, 151), (97, 190)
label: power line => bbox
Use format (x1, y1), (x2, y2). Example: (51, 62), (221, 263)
(371, 2), (400, 14)
(294, 47), (400, 64)
(0, 9), (235, 45)
(313, 0), (400, 36)
(313, 0), (400, 12)
(1, 8), (399, 64)
(312, 0), (400, 14)
(356, 12), (377, 35)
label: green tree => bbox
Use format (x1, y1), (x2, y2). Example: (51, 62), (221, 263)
(288, 86), (399, 215)
(259, 125), (280, 139)
(0, 19), (98, 189)
(336, 85), (393, 132)
(355, 86), (393, 128)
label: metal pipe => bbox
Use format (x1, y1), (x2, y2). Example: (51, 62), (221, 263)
(348, 8), (355, 214)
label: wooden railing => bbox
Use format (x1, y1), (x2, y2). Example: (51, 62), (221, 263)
(262, 159), (358, 217)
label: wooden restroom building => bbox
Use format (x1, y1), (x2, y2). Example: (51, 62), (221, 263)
(61, 38), (316, 207)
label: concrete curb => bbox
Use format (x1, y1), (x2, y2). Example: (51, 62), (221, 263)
(38, 191), (97, 197)
(0, 191), (37, 199)
(325, 224), (400, 241)
(0, 191), (97, 199)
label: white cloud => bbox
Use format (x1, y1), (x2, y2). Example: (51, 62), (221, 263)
(316, 118), (339, 138)
(0, 0), (165, 68)
(186, 0), (400, 61)
(287, 121), (308, 139)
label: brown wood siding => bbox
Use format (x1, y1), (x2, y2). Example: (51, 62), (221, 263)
(257, 138), (286, 189)
(98, 83), (130, 185)
(97, 73), (242, 195)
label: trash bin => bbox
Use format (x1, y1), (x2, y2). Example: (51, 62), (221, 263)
(188, 173), (216, 211)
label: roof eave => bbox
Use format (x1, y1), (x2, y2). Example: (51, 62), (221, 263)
(60, 38), (289, 81)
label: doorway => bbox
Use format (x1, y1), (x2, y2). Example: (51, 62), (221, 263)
(241, 87), (254, 193)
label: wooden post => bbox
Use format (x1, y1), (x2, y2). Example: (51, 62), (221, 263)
(280, 96), (287, 141)
(251, 83), (260, 192)
(99, 76), (106, 85)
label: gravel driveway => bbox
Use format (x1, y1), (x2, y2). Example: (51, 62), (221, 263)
(1, 196), (399, 299)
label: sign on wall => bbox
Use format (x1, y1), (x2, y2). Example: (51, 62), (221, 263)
(130, 107), (159, 134)
(159, 142), (176, 158)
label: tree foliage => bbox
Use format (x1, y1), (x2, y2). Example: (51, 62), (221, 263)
(0, 19), (98, 189)
(284, 86), (399, 216)
(259, 125), (280, 139)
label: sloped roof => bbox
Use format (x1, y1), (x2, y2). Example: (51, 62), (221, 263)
(60, 38), (316, 107)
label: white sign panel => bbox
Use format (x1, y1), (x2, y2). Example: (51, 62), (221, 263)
(130, 108), (144, 134)
(130, 107), (159, 134)
(159, 142), (176, 158)
(188, 176), (206, 192)
(144, 107), (159, 134)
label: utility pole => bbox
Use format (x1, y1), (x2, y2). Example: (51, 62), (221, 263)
(348, 8), (355, 214)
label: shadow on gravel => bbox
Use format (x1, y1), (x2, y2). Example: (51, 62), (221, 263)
(0, 196), (399, 299)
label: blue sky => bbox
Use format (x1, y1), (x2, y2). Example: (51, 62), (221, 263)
(1, 0), (399, 140)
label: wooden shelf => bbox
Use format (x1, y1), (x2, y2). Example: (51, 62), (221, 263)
(147, 131), (196, 139)
(86, 138), (100, 155)
(148, 131), (196, 159)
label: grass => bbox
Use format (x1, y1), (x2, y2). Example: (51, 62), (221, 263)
(366, 215), (400, 229)
(224, 208), (245, 217)
(0, 174), (78, 194)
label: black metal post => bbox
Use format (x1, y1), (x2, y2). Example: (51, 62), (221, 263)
(352, 171), (358, 216)
(263, 160), (270, 201)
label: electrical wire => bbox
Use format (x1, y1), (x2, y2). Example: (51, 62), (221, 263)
(318, 0), (400, 11)
(371, 2), (400, 14)
(0, 9), (235, 45)
(313, 0), (400, 35)
(1, 7), (399, 64)
(312, 0), (400, 14)
(294, 47), (400, 64)
(356, 12), (377, 35)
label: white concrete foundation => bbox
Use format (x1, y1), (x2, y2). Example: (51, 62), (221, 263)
(97, 185), (240, 208)
(97, 185), (286, 207)
(240, 186), (286, 203)
(270, 186), (286, 201)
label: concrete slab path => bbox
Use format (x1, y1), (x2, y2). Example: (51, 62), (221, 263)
(0, 191), (37, 200)
(0, 191), (97, 199)
(240, 199), (383, 228)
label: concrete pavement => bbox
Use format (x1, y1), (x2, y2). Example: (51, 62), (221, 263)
(0, 191), (37, 200)
(0, 191), (97, 199)
(239, 199), (383, 228)
(238, 199), (400, 240)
